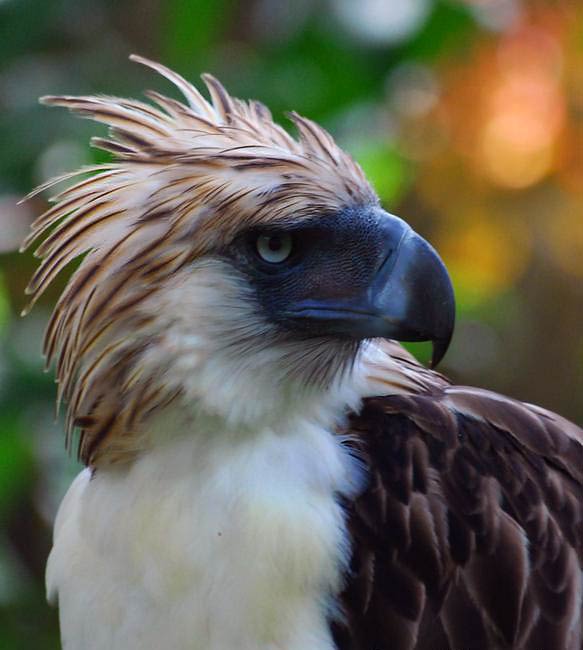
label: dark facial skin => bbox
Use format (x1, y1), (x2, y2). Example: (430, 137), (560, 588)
(224, 203), (455, 367)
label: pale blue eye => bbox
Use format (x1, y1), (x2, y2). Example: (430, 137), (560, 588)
(256, 233), (293, 263)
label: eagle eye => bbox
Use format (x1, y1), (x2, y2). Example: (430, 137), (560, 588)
(255, 233), (293, 264)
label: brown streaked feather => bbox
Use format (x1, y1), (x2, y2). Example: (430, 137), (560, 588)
(335, 364), (583, 650)
(23, 55), (377, 464)
(129, 55), (216, 119)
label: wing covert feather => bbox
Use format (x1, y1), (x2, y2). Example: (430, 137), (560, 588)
(334, 383), (583, 650)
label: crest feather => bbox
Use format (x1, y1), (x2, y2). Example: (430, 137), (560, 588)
(22, 56), (377, 465)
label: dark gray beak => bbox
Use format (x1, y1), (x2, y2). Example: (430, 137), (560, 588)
(368, 226), (455, 367)
(286, 213), (455, 367)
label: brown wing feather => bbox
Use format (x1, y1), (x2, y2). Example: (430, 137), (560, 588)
(334, 383), (583, 650)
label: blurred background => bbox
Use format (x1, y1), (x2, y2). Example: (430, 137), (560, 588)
(0, 0), (581, 646)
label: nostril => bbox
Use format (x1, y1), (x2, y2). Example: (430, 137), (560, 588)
(375, 228), (410, 276)
(375, 247), (394, 275)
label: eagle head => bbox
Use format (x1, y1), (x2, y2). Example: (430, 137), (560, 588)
(22, 56), (454, 465)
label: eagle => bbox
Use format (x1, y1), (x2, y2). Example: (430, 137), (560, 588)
(22, 56), (582, 650)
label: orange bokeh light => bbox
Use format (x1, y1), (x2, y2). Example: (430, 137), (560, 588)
(477, 25), (565, 189)
(437, 213), (532, 304)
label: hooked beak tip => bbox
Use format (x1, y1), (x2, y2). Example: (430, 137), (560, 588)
(430, 336), (452, 369)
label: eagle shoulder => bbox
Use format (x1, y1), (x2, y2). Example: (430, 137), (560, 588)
(335, 368), (583, 650)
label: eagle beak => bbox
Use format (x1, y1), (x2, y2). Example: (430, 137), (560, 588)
(368, 225), (455, 367)
(287, 214), (455, 367)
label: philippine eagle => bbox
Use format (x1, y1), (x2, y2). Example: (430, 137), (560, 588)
(22, 56), (582, 650)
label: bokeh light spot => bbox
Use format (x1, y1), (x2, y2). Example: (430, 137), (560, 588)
(333, 0), (432, 45)
(438, 214), (531, 306)
(479, 114), (555, 189)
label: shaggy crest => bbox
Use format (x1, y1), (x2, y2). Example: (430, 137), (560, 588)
(21, 56), (377, 465)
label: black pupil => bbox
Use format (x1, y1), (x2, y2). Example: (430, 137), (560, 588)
(268, 236), (283, 252)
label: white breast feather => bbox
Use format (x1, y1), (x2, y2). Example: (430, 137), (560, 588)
(47, 403), (368, 650)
